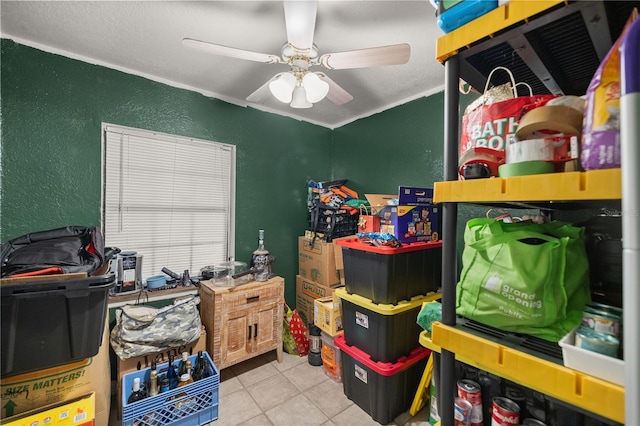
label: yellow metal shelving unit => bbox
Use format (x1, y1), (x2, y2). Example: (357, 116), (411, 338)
(433, 1), (635, 425)
(436, 0), (565, 63)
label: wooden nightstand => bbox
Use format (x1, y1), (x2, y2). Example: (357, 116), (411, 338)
(199, 276), (284, 369)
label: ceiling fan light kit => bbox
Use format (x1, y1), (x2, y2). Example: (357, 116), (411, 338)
(290, 86), (313, 109)
(269, 72), (297, 103)
(302, 72), (329, 103)
(183, 0), (412, 108)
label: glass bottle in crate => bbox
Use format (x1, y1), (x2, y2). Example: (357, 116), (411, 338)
(177, 351), (189, 377)
(192, 351), (208, 381)
(148, 360), (159, 397)
(167, 354), (179, 389)
(159, 375), (170, 393)
(173, 364), (196, 417)
(177, 368), (194, 388)
(128, 377), (146, 404)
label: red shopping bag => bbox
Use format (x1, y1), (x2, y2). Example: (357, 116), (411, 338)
(460, 67), (557, 176)
(357, 205), (381, 233)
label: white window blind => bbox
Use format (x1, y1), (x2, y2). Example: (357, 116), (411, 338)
(101, 123), (235, 280)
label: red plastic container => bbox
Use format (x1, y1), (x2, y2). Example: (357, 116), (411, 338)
(335, 238), (442, 304)
(335, 334), (430, 425)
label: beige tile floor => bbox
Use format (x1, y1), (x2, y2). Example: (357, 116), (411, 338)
(111, 350), (432, 426)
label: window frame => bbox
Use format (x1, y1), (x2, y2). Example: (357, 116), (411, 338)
(100, 123), (236, 280)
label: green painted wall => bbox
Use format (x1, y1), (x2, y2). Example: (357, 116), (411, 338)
(332, 94), (446, 196)
(0, 39), (461, 306)
(0, 39), (334, 307)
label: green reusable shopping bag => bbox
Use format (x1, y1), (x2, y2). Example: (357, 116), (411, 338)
(456, 218), (591, 342)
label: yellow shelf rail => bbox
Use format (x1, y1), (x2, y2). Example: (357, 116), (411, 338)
(431, 322), (625, 423)
(434, 169), (621, 204)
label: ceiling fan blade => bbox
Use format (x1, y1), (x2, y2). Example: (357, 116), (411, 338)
(283, 0), (317, 53)
(318, 43), (411, 70)
(315, 72), (353, 105)
(183, 38), (280, 64)
(246, 74), (282, 103)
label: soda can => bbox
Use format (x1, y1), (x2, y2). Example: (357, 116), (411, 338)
(492, 397), (520, 426)
(457, 379), (483, 426)
(454, 397), (473, 426)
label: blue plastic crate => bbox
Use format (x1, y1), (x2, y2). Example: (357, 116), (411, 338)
(121, 351), (219, 426)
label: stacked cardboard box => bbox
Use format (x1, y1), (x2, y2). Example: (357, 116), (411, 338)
(3, 393), (96, 426)
(296, 234), (343, 324)
(314, 293), (343, 337)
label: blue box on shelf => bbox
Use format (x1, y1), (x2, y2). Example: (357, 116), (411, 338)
(437, 0), (499, 33)
(121, 351), (219, 426)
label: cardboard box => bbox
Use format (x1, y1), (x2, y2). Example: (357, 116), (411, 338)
(365, 187), (439, 244)
(116, 327), (207, 418)
(314, 295), (343, 336)
(298, 236), (341, 287)
(295, 275), (338, 325)
(1, 323), (110, 426)
(3, 393), (95, 426)
(363, 194), (397, 216)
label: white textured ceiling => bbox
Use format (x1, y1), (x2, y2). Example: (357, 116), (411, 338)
(1, 0), (445, 129)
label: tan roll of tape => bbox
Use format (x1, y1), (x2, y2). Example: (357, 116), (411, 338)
(515, 105), (583, 140)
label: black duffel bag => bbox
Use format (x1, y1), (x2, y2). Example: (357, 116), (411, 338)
(1, 225), (119, 277)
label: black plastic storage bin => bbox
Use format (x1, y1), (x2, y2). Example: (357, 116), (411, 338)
(1, 274), (114, 377)
(336, 238), (442, 304)
(335, 333), (430, 425)
(337, 288), (439, 363)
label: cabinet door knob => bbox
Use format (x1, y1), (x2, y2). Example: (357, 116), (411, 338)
(254, 323), (258, 338)
(248, 325), (252, 340)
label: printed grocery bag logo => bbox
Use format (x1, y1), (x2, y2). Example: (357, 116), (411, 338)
(483, 274), (542, 320)
(466, 117), (519, 152)
(484, 274), (502, 293)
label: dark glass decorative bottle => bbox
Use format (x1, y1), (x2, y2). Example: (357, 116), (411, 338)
(167, 354), (179, 389)
(192, 351), (208, 381)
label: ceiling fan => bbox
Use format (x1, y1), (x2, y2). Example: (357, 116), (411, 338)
(183, 1), (411, 109)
